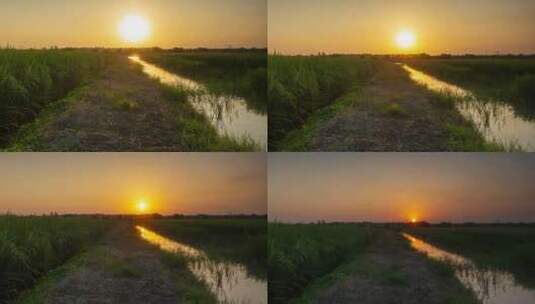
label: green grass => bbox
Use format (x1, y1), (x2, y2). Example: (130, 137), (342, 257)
(407, 225), (535, 288)
(160, 84), (261, 151)
(277, 90), (359, 151)
(159, 252), (218, 303)
(0, 48), (108, 147)
(13, 245), (96, 304)
(139, 218), (267, 279)
(446, 124), (505, 152)
(5, 85), (91, 151)
(0, 214), (111, 302)
(268, 55), (376, 150)
(379, 102), (408, 118)
(108, 92), (139, 111)
(142, 50), (267, 113)
(405, 57), (535, 119)
(427, 90), (505, 151)
(268, 223), (374, 303)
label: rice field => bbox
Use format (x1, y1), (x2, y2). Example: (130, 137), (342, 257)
(0, 214), (111, 301)
(268, 223), (374, 303)
(0, 48), (108, 146)
(268, 55), (376, 150)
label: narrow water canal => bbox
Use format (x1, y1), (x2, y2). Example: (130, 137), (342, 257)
(402, 64), (535, 151)
(403, 233), (535, 304)
(137, 226), (267, 304)
(129, 56), (267, 149)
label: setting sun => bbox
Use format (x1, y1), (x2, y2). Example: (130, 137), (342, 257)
(136, 199), (149, 213)
(411, 218), (417, 223)
(395, 30), (416, 49)
(119, 15), (150, 43)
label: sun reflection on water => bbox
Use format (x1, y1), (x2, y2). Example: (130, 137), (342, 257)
(136, 226), (267, 304)
(403, 233), (535, 304)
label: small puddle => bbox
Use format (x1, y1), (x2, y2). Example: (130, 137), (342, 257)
(137, 226), (267, 304)
(403, 233), (535, 304)
(129, 56), (267, 149)
(401, 64), (535, 151)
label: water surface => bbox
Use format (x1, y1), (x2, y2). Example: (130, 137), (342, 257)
(402, 64), (535, 151)
(137, 226), (267, 304)
(129, 56), (267, 149)
(403, 233), (535, 304)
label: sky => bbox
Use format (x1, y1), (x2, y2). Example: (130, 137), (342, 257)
(0, 153), (266, 215)
(0, 0), (266, 48)
(269, 0), (535, 55)
(269, 153), (535, 223)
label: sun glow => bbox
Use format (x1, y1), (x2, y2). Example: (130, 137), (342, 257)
(411, 218), (417, 223)
(136, 199), (149, 213)
(119, 15), (150, 43)
(395, 30), (416, 49)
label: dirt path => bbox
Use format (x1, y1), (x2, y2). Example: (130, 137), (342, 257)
(312, 230), (477, 304)
(309, 62), (461, 151)
(38, 223), (184, 304)
(15, 56), (187, 151)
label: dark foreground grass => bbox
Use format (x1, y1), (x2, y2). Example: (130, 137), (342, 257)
(139, 218), (267, 279)
(0, 49), (108, 147)
(268, 223), (374, 303)
(407, 225), (535, 288)
(405, 57), (535, 119)
(142, 50), (267, 113)
(0, 215), (111, 302)
(268, 55), (376, 150)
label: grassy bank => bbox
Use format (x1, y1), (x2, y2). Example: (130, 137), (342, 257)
(268, 223), (374, 303)
(0, 49), (108, 147)
(142, 50), (267, 113)
(0, 215), (111, 301)
(160, 85), (261, 151)
(426, 90), (505, 151)
(139, 218), (267, 279)
(405, 57), (535, 119)
(407, 225), (535, 287)
(268, 55), (376, 150)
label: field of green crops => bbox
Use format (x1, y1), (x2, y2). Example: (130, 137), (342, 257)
(268, 55), (376, 150)
(268, 223), (375, 303)
(0, 49), (108, 146)
(0, 215), (111, 301)
(404, 57), (535, 119)
(142, 50), (267, 113)
(140, 218), (267, 279)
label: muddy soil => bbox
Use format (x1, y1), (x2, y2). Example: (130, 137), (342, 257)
(39, 224), (184, 304)
(313, 230), (476, 304)
(309, 62), (464, 151)
(17, 57), (187, 151)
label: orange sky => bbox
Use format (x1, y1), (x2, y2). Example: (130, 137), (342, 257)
(269, 0), (535, 55)
(269, 153), (535, 223)
(0, 153), (266, 215)
(0, 0), (266, 48)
